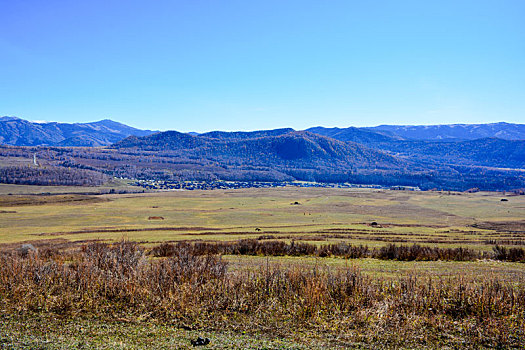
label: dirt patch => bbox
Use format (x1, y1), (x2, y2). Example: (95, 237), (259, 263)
(376, 223), (449, 228)
(33, 226), (223, 236)
(0, 195), (108, 207)
(471, 220), (525, 233)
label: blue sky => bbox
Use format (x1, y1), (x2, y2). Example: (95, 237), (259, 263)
(1, 0), (524, 132)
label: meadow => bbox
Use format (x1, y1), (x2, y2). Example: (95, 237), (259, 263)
(0, 186), (524, 349)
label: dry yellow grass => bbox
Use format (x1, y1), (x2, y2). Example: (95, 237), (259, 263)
(1, 186), (524, 349)
(1, 187), (524, 250)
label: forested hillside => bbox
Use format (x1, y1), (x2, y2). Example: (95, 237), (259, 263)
(309, 126), (525, 169)
(107, 129), (525, 190)
(1, 120), (524, 191)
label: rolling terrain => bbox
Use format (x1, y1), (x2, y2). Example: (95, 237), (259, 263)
(1, 117), (524, 191)
(306, 125), (525, 169)
(109, 128), (525, 190)
(370, 137), (525, 169)
(366, 121), (525, 141)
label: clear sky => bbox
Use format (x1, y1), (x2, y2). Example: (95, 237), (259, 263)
(1, 0), (524, 132)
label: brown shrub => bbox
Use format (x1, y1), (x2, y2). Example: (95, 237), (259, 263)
(374, 244), (482, 261)
(493, 245), (525, 262)
(1, 241), (525, 348)
(150, 241), (494, 261)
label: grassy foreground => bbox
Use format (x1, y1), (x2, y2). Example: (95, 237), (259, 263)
(1, 241), (524, 349)
(1, 186), (524, 348)
(0, 314), (319, 350)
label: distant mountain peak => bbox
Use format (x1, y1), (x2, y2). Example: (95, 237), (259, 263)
(0, 117), (156, 147)
(366, 122), (525, 141)
(89, 119), (127, 126)
(0, 116), (22, 122)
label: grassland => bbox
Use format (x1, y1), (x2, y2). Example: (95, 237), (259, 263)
(1, 186), (523, 249)
(0, 185), (524, 349)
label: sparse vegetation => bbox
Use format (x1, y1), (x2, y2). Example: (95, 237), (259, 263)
(151, 240), (512, 262)
(1, 187), (524, 348)
(493, 245), (525, 262)
(1, 241), (524, 349)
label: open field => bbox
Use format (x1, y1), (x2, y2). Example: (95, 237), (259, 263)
(1, 185), (524, 349)
(1, 186), (524, 249)
(0, 314), (320, 350)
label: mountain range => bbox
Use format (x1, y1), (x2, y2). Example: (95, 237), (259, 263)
(365, 122), (525, 141)
(109, 127), (525, 190)
(0, 117), (155, 147)
(2, 117), (525, 147)
(307, 126), (525, 169)
(1, 116), (524, 191)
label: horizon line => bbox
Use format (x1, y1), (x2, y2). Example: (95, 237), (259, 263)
(2, 115), (522, 133)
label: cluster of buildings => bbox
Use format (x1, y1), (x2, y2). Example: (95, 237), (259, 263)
(131, 180), (398, 191)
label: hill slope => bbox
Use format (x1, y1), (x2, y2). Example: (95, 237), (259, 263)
(305, 125), (525, 169)
(113, 129), (402, 170)
(370, 138), (525, 169)
(200, 128), (295, 140)
(306, 126), (400, 144)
